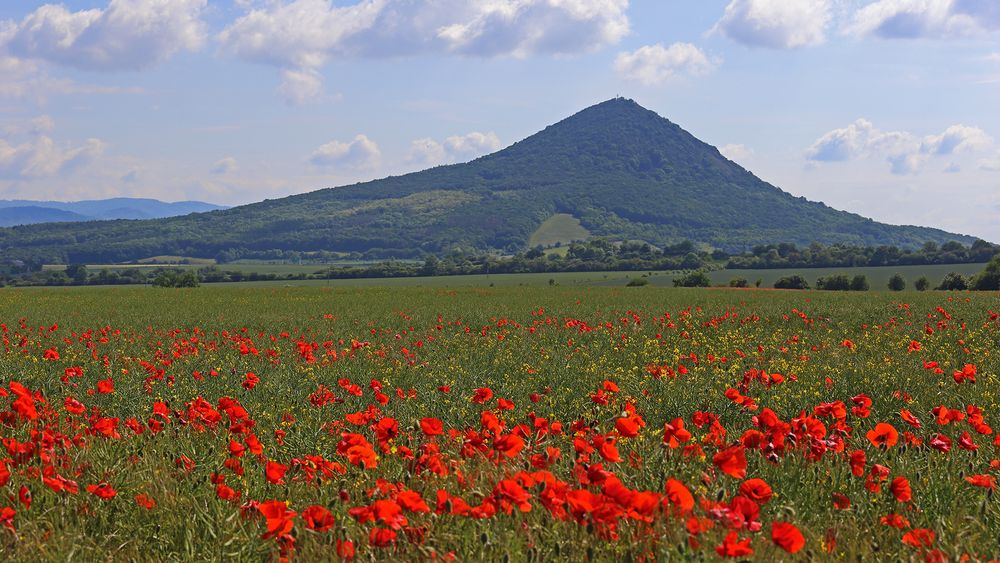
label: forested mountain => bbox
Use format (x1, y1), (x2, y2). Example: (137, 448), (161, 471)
(0, 99), (974, 264)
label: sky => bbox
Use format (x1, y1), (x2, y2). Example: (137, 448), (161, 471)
(0, 0), (998, 241)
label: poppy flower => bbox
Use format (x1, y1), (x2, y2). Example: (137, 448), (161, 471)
(866, 423), (899, 448)
(663, 479), (695, 514)
(369, 527), (397, 547)
(258, 500), (297, 540)
(420, 417), (444, 436)
(96, 378), (114, 394)
(0, 507), (14, 532)
(302, 505), (335, 532)
(86, 482), (117, 500)
(832, 492), (851, 510)
(18, 486), (30, 509)
(265, 461), (289, 485)
(712, 446), (748, 479)
(902, 528), (935, 548)
(738, 478), (772, 504)
(771, 521), (805, 553)
(715, 531), (753, 557)
(890, 477), (912, 502)
(471, 387), (493, 404)
(965, 474), (997, 489)
(135, 494), (156, 509)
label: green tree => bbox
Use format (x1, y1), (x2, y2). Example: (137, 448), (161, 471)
(774, 275), (809, 290)
(673, 271), (711, 287)
(936, 272), (968, 291)
(850, 274), (870, 291)
(971, 255), (1000, 290)
(887, 273), (905, 291)
(914, 276), (929, 291)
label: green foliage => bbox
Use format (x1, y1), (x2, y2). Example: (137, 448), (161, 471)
(936, 272), (969, 291)
(151, 269), (200, 288)
(625, 277), (649, 287)
(915, 276), (930, 291)
(971, 255), (1000, 291)
(816, 274), (852, 291)
(850, 274), (869, 291)
(0, 99), (977, 264)
(672, 271), (711, 287)
(774, 275), (810, 290)
(887, 273), (906, 291)
(728, 277), (749, 288)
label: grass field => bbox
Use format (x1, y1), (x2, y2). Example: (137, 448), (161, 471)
(528, 213), (590, 247)
(0, 285), (997, 561)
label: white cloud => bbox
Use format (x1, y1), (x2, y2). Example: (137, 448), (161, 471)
(309, 134), (381, 168)
(807, 118), (994, 174)
(219, 0), (629, 99)
(980, 151), (1000, 171)
(211, 157), (238, 175)
(408, 131), (502, 166)
(277, 68), (323, 105)
(0, 0), (207, 71)
(719, 143), (754, 163)
(715, 0), (832, 49)
(614, 43), (716, 85)
(848, 0), (1000, 39)
(0, 54), (140, 102)
(0, 119), (105, 179)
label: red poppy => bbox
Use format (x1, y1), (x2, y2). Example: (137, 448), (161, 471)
(0, 507), (14, 532)
(420, 417), (444, 436)
(258, 500), (297, 540)
(902, 528), (935, 548)
(771, 521), (805, 553)
(866, 423), (899, 448)
(663, 479), (695, 514)
(890, 477), (912, 502)
(135, 494), (156, 509)
(738, 478), (772, 504)
(369, 527), (397, 547)
(715, 531), (753, 557)
(396, 491), (430, 513)
(832, 492), (851, 510)
(965, 474), (997, 489)
(96, 378), (114, 394)
(86, 482), (117, 500)
(471, 387), (493, 404)
(712, 446), (748, 479)
(265, 460), (289, 485)
(302, 505), (335, 532)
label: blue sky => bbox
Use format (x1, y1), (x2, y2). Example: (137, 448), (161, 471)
(0, 0), (998, 240)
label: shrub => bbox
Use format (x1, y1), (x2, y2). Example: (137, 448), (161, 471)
(971, 256), (1000, 291)
(914, 276), (929, 291)
(816, 274), (851, 291)
(626, 278), (649, 287)
(850, 274), (869, 291)
(887, 274), (905, 291)
(673, 271), (711, 287)
(729, 277), (749, 288)
(774, 275), (809, 290)
(936, 272), (968, 291)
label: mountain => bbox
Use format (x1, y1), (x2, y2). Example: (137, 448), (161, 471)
(0, 207), (90, 227)
(0, 198), (226, 226)
(0, 99), (977, 264)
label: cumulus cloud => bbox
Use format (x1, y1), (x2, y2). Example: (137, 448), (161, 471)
(211, 157), (238, 175)
(0, 55), (139, 102)
(715, 0), (832, 49)
(0, 0), (207, 71)
(0, 119), (105, 179)
(848, 0), (1000, 39)
(806, 118), (994, 174)
(219, 0), (629, 101)
(309, 134), (380, 168)
(408, 131), (502, 166)
(614, 43), (716, 85)
(719, 143), (754, 163)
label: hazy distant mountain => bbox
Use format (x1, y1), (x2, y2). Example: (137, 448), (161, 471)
(0, 198), (226, 226)
(0, 99), (976, 264)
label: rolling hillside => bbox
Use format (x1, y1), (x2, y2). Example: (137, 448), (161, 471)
(0, 99), (975, 264)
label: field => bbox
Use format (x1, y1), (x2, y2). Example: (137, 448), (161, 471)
(527, 214), (591, 248)
(0, 285), (998, 561)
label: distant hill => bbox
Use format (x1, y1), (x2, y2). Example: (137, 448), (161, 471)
(0, 99), (978, 264)
(0, 198), (226, 226)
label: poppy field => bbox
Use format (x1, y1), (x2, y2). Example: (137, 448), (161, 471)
(1, 285), (999, 561)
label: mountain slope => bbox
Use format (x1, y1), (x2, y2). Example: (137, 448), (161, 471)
(0, 198), (226, 224)
(0, 207), (90, 227)
(0, 99), (976, 264)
